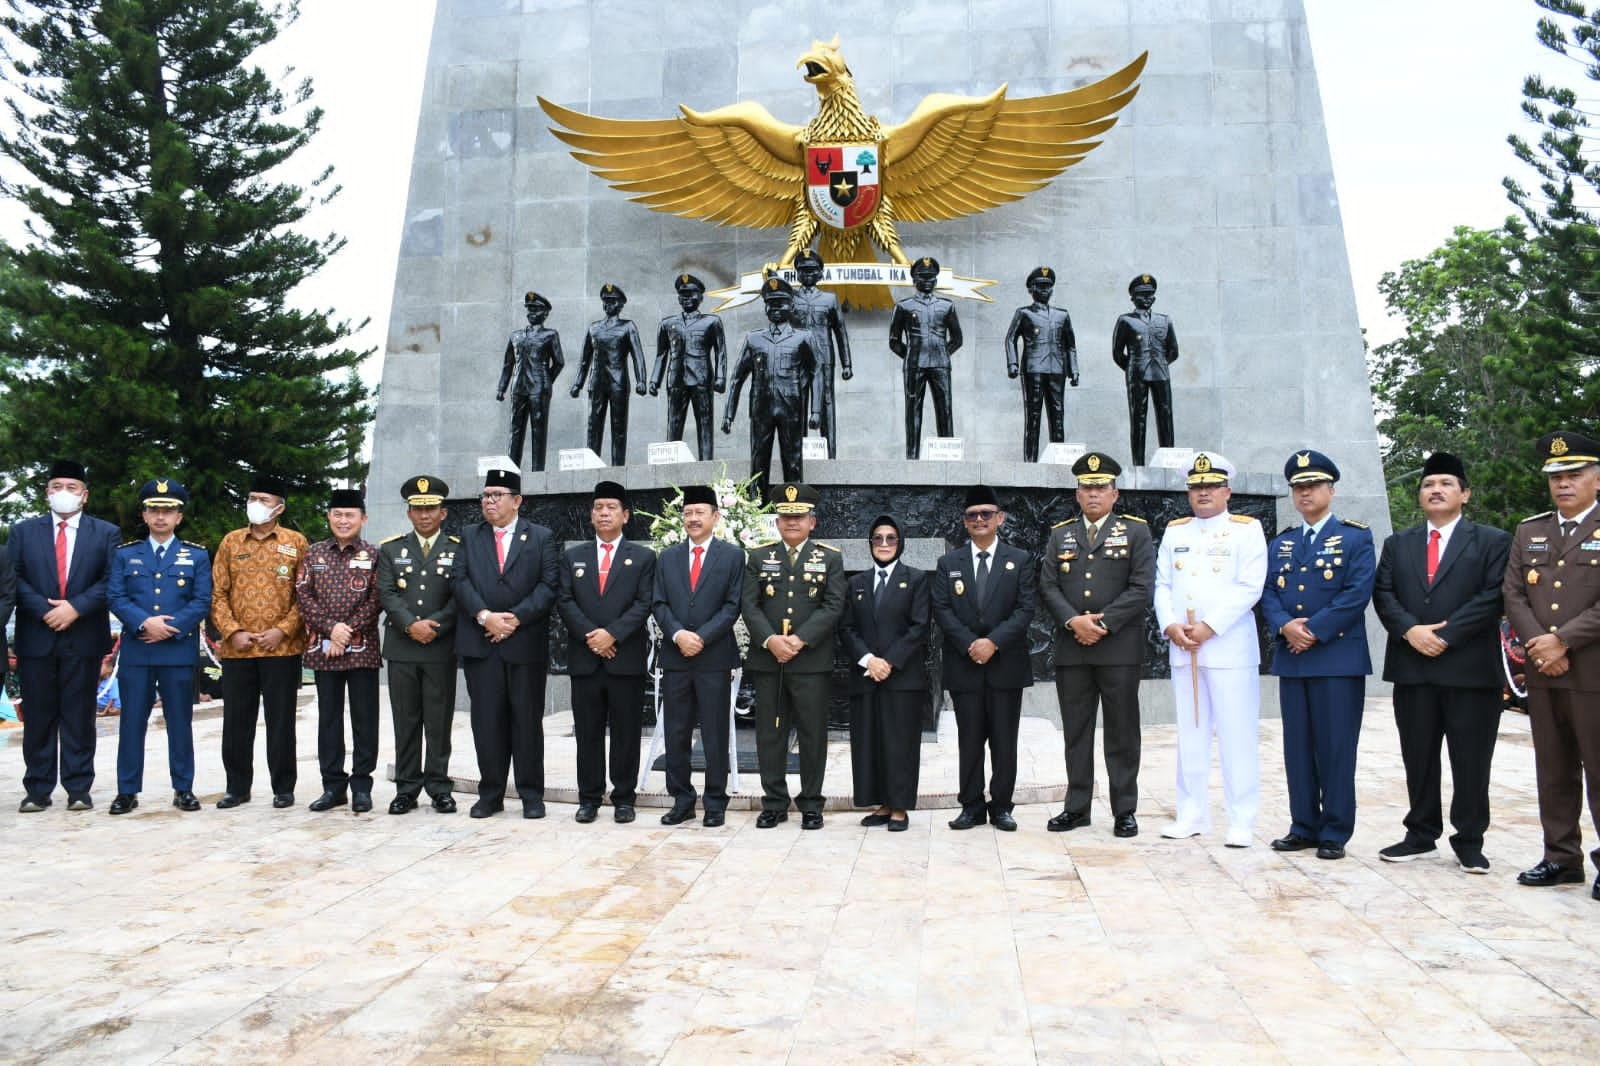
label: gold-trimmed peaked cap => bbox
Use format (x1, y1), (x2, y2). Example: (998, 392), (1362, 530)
(770, 481), (819, 514)
(1539, 429), (1600, 473)
(523, 291), (551, 312)
(673, 273), (704, 294)
(1284, 449), (1339, 485)
(1025, 266), (1055, 287)
(910, 255), (940, 277)
(139, 477), (188, 509)
(1129, 273), (1157, 295)
(402, 475), (447, 507)
(760, 275), (794, 302)
(1072, 452), (1121, 486)
(1186, 451), (1234, 486)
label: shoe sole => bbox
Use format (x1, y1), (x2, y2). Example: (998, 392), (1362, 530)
(1457, 862), (1491, 874)
(1379, 849), (1437, 863)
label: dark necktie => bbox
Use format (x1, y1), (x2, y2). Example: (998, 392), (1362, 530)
(154, 543), (167, 570)
(1562, 519), (1577, 540)
(975, 549), (991, 604)
(874, 568), (888, 604)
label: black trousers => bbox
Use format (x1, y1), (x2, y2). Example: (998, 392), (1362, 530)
(585, 388), (629, 466)
(666, 386), (716, 461)
(1526, 686), (1600, 869)
(388, 658), (457, 799)
(905, 367), (953, 458)
(660, 667), (730, 813)
(1391, 683), (1500, 856)
(1056, 663), (1142, 818)
(749, 409), (803, 501)
(951, 683), (1024, 814)
(220, 655), (302, 796)
(507, 391), (552, 472)
(463, 655), (546, 806)
(18, 654), (99, 798)
(1021, 372), (1066, 463)
(571, 671), (644, 805)
(849, 685), (925, 809)
(752, 668), (830, 814)
(314, 668), (380, 795)
(1127, 378), (1175, 465)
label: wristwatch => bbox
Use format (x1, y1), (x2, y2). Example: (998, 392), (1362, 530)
(476, 610), (490, 627)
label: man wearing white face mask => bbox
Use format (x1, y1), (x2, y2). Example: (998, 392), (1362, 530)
(10, 459), (119, 812)
(210, 474), (309, 809)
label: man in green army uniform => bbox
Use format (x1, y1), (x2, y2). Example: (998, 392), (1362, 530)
(375, 476), (460, 814)
(741, 482), (846, 829)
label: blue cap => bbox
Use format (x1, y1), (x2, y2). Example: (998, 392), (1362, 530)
(1285, 450), (1339, 485)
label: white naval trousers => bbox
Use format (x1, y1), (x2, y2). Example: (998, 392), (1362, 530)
(1170, 664), (1259, 832)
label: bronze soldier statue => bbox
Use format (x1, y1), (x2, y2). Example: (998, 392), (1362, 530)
(1111, 273), (1180, 466)
(496, 291), (565, 472)
(790, 251), (853, 459)
(1004, 266), (1079, 463)
(888, 255), (963, 460)
(571, 283), (647, 466)
(650, 274), (727, 461)
(722, 276), (820, 497)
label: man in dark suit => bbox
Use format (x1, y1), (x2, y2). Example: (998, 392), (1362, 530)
(1261, 450), (1376, 861)
(557, 480), (656, 824)
(1503, 429), (1600, 898)
(451, 467), (561, 819)
(377, 476), (460, 814)
(651, 484), (743, 827)
(0, 543), (13, 716)
(931, 485), (1037, 831)
(107, 479), (212, 815)
(742, 482), (846, 829)
(1372, 452), (1510, 872)
(11, 459), (119, 812)
(1038, 452), (1154, 838)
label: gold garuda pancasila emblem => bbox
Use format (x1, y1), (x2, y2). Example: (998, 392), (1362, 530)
(540, 36), (1146, 281)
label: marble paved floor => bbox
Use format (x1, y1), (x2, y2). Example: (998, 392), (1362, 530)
(1, 693), (1597, 1064)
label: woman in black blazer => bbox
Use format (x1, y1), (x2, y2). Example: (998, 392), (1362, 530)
(840, 515), (930, 831)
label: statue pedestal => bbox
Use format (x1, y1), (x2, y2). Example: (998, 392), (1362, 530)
(802, 436), (828, 461)
(1149, 447), (1193, 470)
(476, 454), (517, 477)
(559, 448), (606, 471)
(1040, 443), (1086, 466)
(647, 440), (696, 465)
(921, 437), (964, 462)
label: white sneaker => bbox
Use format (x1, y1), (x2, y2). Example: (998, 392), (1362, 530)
(1161, 821), (1205, 839)
(1225, 826), (1252, 848)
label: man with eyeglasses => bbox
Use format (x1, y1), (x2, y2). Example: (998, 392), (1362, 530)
(1039, 453), (1153, 838)
(452, 469), (561, 819)
(931, 486), (1037, 831)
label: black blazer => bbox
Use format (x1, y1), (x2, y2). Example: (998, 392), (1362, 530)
(652, 537), (743, 672)
(930, 540), (1036, 692)
(839, 562), (930, 694)
(8, 512), (118, 659)
(1373, 519), (1511, 689)
(450, 518), (560, 664)
(0, 543), (14, 668)
(557, 538), (656, 677)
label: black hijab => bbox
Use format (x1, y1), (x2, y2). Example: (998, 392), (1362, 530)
(867, 513), (905, 566)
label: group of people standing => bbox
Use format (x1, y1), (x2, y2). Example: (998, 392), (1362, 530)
(5, 433), (1600, 903)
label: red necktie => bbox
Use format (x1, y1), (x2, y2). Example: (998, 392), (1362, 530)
(495, 528), (509, 573)
(1426, 529), (1440, 585)
(55, 520), (68, 596)
(690, 545), (703, 591)
(599, 542), (613, 593)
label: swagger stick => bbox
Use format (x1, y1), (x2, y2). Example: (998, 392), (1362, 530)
(776, 618), (791, 730)
(1185, 607), (1200, 727)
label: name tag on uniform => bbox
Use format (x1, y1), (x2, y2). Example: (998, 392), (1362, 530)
(1528, 543), (1549, 553)
(435, 555), (453, 567)
(1207, 545), (1231, 557)
(1173, 546), (1190, 554)
(761, 560), (782, 573)
(349, 559), (372, 570)
(277, 544), (299, 557)
(804, 561), (826, 573)
(173, 557), (194, 567)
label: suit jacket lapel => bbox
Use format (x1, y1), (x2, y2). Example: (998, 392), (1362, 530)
(1429, 521), (1469, 589)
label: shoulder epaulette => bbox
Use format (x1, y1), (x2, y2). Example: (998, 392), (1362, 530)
(816, 541), (841, 552)
(1228, 514), (1257, 524)
(1521, 511), (1553, 524)
(380, 533), (406, 544)
(1168, 516), (1193, 526)
(1118, 514), (1148, 524)
(753, 540), (779, 550)
(447, 535), (460, 543)
(180, 539), (207, 551)
(1052, 517), (1079, 529)
(118, 538), (141, 548)
(1341, 519), (1370, 530)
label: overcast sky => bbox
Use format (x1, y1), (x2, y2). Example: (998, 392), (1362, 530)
(4, 1), (1575, 380)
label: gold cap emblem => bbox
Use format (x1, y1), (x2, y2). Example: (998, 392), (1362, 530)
(156, 479), (168, 492)
(1552, 436), (1570, 456)
(768, 278), (779, 291)
(921, 257), (932, 267)
(1041, 267), (1050, 278)
(1296, 452), (1310, 468)
(1194, 454), (1212, 473)
(680, 274), (689, 284)
(785, 485), (798, 502)
(603, 284), (615, 293)
(416, 477), (429, 494)
(1087, 455), (1100, 472)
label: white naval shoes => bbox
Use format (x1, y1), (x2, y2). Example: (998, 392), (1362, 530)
(1225, 826), (1252, 848)
(1160, 821), (1206, 839)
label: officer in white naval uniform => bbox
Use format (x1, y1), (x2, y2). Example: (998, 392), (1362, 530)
(1154, 452), (1268, 846)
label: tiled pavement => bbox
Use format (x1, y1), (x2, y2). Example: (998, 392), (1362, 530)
(1, 692), (1597, 1064)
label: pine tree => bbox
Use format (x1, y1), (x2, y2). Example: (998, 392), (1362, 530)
(0, 0), (369, 544)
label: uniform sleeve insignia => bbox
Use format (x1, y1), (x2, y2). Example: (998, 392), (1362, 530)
(1119, 514), (1147, 523)
(1521, 511), (1553, 524)
(1228, 514), (1257, 524)
(1341, 519), (1369, 530)
(380, 533), (406, 544)
(1168, 516), (1193, 526)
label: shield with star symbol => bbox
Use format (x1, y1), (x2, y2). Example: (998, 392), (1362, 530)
(805, 143), (881, 230)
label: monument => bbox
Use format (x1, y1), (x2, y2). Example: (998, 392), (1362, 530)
(368, 1), (1390, 721)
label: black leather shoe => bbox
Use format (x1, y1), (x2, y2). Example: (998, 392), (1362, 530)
(1517, 859), (1586, 887)
(860, 812), (892, 827)
(1592, 875), (1599, 901)
(523, 802), (546, 820)
(660, 805), (696, 825)
(1046, 809), (1090, 832)
(431, 794), (457, 814)
(702, 811), (725, 828)
(216, 792), (250, 809)
(272, 792), (294, 809)
(801, 812), (824, 830)
(1271, 833), (1318, 852)
(1113, 814), (1139, 838)
(389, 794), (418, 815)
(574, 803), (599, 824)
(352, 793), (373, 814)
(173, 790), (200, 812)
(67, 793), (93, 811)
(18, 795), (52, 813)
(887, 815), (909, 832)
(755, 810), (788, 829)
(991, 811), (1018, 832)
(1316, 843), (1346, 860)
(469, 800), (502, 819)
(613, 804), (635, 823)
(948, 808), (986, 830)
(308, 790), (347, 812)
(109, 793), (138, 815)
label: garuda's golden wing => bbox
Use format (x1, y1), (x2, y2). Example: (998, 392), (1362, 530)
(881, 52), (1147, 223)
(537, 97), (804, 229)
